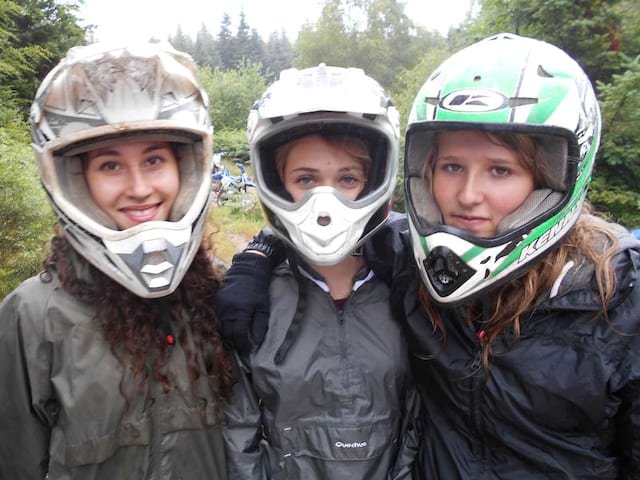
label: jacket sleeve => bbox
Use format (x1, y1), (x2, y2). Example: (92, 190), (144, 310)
(0, 283), (55, 479)
(387, 380), (423, 480)
(364, 212), (410, 287)
(616, 377), (640, 479)
(223, 352), (271, 480)
(611, 248), (640, 479)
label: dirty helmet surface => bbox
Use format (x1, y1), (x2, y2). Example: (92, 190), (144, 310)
(247, 64), (400, 265)
(405, 33), (601, 305)
(30, 42), (213, 298)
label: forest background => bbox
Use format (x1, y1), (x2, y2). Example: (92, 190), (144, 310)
(1, 0), (639, 298)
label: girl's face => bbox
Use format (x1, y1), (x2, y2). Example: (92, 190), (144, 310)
(85, 141), (180, 230)
(431, 130), (535, 238)
(282, 135), (367, 202)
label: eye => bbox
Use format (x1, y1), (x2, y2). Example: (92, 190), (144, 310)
(144, 155), (164, 167)
(295, 175), (315, 187)
(492, 166), (512, 177)
(340, 174), (364, 188)
(98, 160), (121, 172)
(440, 163), (462, 173)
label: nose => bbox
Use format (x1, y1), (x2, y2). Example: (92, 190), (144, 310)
(457, 172), (484, 207)
(125, 168), (153, 199)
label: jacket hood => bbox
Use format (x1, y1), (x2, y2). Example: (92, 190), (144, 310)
(542, 229), (639, 313)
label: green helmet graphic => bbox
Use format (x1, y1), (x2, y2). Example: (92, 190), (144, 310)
(405, 33), (601, 305)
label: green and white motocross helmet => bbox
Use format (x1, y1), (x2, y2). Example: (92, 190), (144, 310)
(405, 33), (601, 305)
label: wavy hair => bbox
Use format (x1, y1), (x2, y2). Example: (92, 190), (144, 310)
(419, 205), (620, 369)
(42, 228), (234, 417)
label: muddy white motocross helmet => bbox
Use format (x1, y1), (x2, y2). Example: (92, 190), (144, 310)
(247, 64), (400, 265)
(405, 33), (601, 305)
(30, 42), (213, 298)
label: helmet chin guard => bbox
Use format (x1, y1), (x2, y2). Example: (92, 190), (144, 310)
(405, 33), (601, 305)
(30, 42), (214, 298)
(269, 187), (388, 265)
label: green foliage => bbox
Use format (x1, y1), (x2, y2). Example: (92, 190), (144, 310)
(193, 23), (220, 69)
(1, 0), (87, 113)
(294, 0), (446, 88)
(214, 128), (249, 163)
(217, 13), (234, 69)
(390, 47), (451, 132)
(295, 0), (354, 69)
(264, 30), (294, 80)
(0, 124), (55, 299)
(616, 0), (640, 58)
(590, 55), (640, 227)
(198, 62), (268, 131)
(589, 178), (640, 228)
(169, 24), (195, 57)
(466, 0), (625, 84)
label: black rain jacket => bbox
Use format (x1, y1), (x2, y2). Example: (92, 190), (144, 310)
(365, 215), (640, 479)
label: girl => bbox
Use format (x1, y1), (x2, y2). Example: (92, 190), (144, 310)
(0, 43), (232, 479)
(223, 64), (421, 479)
(389, 33), (640, 478)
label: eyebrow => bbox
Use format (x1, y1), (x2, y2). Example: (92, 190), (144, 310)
(89, 143), (170, 159)
(436, 155), (517, 164)
(288, 165), (364, 174)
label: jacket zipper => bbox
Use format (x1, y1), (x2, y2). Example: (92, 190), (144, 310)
(337, 303), (349, 392)
(470, 306), (488, 478)
(335, 294), (355, 407)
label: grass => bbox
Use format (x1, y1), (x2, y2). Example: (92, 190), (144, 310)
(207, 192), (265, 266)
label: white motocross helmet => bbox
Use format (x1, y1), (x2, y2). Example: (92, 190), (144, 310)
(405, 33), (601, 305)
(30, 42), (214, 298)
(247, 64), (400, 265)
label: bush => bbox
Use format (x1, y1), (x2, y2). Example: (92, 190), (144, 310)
(0, 125), (55, 300)
(214, 128), (249, 163)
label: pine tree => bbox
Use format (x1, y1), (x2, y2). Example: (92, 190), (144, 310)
(194, 23), (220, 68)
(217, 12), (234, 69)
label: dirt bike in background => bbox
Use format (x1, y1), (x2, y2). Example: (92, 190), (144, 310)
(212, 163), (255, 206)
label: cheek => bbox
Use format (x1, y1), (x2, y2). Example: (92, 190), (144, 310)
(431, 172), (450, 207)
(492, 180), (534, 216)
(340, 184), (364, 201)
(85, 172), (116, 210)
(282, 177), (303, 202)
(163, 164), (181, 200)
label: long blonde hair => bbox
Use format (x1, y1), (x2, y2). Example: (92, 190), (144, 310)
(419, 204), (620, 369)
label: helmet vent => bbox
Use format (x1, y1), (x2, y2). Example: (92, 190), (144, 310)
(425, 246), (476, 297)
(537, 65), (554, 78)
(509, 97), (538, 107)
(317, 215), (331, 226)
(429, 70), (442, 81)
(473, 75), (481, 82)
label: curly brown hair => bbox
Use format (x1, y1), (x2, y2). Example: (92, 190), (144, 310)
(42, 230), (234, 416)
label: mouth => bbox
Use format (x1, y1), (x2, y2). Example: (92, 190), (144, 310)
(119, 203), (161, 223)
(451, 214), (489, 223)
(448, 214), (491, 231)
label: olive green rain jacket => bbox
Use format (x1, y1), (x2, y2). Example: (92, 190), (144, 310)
(224, 262), (421, 479)
(0, 273), (227, 480)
